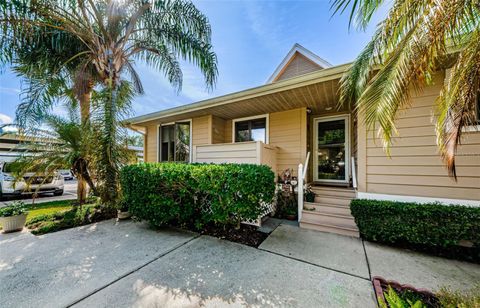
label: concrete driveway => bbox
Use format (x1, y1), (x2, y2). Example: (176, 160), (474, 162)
(0, 220), (376, 308)
(3, 220), (477, 307)
(0, 179), (77, 207)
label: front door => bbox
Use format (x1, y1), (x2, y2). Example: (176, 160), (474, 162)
(313, 115), (349, 184)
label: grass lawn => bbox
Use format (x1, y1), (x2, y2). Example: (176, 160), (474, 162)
(26, 200), (75, 223)
(25, 199), (116, 235)
(2, 199), (115, 235)
(0, 200), (75, 231)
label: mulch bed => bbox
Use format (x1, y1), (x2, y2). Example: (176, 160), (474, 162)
(373, 276), (440, 307)
(198, 224), (269, 248)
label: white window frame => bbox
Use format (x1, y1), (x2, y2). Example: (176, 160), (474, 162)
(313, 114), (350, 184)
(232, 114), (269, 144)
(157, 119), (193, 163)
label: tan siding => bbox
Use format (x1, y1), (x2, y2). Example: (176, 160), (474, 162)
(212, 116), (226, 144)
(368, 183), (480, 201)
(192, 115), (211, 146)
(275, 53), (322, 82)
(261, 144), (278, 173)
(357, 111), (367, 192)
(193, 142), (258, 164)
(270, 108), (307, 176)
(364, 72), (480, 201)
(224, 120), (232, 143)
(144, 123), (158, 162)
(193, 142), (278, 172)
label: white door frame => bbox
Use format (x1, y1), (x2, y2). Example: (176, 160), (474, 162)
(157, 119), (193, 163)
(313, 114), (350, 184)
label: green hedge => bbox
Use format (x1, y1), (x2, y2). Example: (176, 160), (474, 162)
(120, 163), (275, 228)
(350, 199), (480, 249)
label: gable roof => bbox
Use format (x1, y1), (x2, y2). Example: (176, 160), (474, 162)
(266, 43), (332, 83)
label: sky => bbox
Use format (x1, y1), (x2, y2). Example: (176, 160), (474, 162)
(0, 0), (387, 128)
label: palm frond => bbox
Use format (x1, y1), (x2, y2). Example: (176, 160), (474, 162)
(330, 0), (387, 30)
(436, 28), (480, 177)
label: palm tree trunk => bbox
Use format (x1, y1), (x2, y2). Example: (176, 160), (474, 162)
(100, 81), (118, 204)
(77, 81), (93, 204)
(77, 174), (86, 204)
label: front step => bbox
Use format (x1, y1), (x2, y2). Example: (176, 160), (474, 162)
(303, 202), (352, 216)
(301, 210), (357, 229)
(300, 220), (359, 238)
(310, 186), (356, 198)
(313, 195), (352, 206)
(300, 185), (358, 237)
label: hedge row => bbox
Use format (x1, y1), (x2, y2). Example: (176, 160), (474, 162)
(120, 163), (275, 228)
(350, 199), (480, 249)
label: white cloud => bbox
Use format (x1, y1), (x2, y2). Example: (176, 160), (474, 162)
(180, 65), (214, 102)
(0, 86), (20, 95)
(0, 113), (12, 125)
(0, 113), (17, 132)
(243, 2), (296, 50)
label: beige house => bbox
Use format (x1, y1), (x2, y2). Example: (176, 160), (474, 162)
(126, 44), (480, 236)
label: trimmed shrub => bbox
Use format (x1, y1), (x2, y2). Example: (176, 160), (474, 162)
(350, 199), (480, 250)
(120, 163), (276, 228)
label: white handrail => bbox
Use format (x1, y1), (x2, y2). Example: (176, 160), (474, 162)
(351, 156), (357, 189)
(298, 163), (304, 222)
(302, 151), (310, 181)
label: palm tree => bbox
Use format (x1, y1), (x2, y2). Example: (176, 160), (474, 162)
(331, 0), (480, 177)
(1, 0), (218, 203)
(11, 108), (99, 202)
(12, 63), (99, 203)
(1, 4), (100, 202)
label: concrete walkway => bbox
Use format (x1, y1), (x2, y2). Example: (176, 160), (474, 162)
(259, 224), (369, 279)
(0, 220), (196, 308)
(1, 219), (478, 307)
(74, 236), (374, 307)
(1, 220), (376, 308)
(259, 224), (480, 293)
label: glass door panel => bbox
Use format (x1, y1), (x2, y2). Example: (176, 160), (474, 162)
(314, 117), (349, 183)
(175, 122), (190, 162)
(160, 124), (174, 162)
(159, 121), (191, 162)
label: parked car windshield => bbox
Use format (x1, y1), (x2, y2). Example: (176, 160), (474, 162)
(2, 162), (49, 174)
(2, 162), (23, 173)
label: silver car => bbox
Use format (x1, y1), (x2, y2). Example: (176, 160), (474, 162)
(0, 162), (64, 199)
(59, 169), (75, 180)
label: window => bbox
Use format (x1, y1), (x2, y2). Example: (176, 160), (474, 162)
(158, 121), (191, 162)
(234, 116), (267, 143)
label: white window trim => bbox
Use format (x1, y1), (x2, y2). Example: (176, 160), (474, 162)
(232, 114), (269, 144)
(157, 119), (193, 163)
